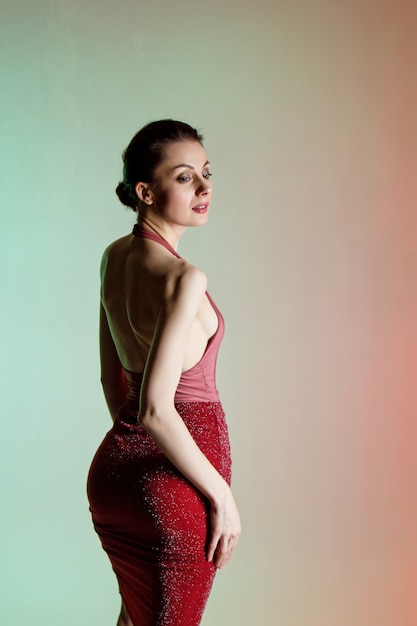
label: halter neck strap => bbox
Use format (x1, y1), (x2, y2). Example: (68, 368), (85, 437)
(132, 224), (180, 258)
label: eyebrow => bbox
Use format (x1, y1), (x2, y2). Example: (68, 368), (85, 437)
(171, 160), (210, 171)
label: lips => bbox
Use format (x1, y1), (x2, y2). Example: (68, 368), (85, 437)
(192, 203), (209, 213)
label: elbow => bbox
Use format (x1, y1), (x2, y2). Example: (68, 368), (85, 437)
(138, 401), (172, 432)
(137, 407), (155, 430)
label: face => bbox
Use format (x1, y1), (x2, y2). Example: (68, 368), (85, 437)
(137, 140), (212, 227)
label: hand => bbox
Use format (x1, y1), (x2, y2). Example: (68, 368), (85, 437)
(207, 487), (241, 569)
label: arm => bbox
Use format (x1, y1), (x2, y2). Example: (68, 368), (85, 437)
(139, 267), (241, 568)
(99, 303), (127, 421)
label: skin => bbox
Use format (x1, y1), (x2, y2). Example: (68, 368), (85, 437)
(99, 140), (241, 626)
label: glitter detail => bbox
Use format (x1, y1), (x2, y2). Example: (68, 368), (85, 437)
(87, 402), (231, 625)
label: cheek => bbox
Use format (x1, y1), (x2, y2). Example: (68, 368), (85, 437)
(153, 188), (168, 209)
(154, 185), (190, 213)
(168, 187), (190, 208)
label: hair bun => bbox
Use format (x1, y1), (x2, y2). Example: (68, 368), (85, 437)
(115, 181), (137, 210)
(116, 120), (203, 213)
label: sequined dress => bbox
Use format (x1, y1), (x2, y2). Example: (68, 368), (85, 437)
(87, 227), (232, 626)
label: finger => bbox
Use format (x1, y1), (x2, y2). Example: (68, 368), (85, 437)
(228, 533), (239, 556)
(213, 536), (229, 569)
(207, 531), (221, 563)
(215, 534), (239, 569)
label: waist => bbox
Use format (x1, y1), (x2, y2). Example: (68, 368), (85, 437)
(116, 400), (225, 432)
(174, 386), (219, 403)
(176, 365), (219, 402)
(124, 370), (220, 405)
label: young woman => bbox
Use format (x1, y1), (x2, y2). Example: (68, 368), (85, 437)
(87, 120), (241, 626)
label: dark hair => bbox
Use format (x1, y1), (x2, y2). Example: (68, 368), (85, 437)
(115, 119), (204, 211)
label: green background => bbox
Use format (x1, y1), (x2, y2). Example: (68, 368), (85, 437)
(1, 0), (416, 624)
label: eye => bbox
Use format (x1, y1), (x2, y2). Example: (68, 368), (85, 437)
(177, 174), (192, 183)
(203, 172), (212, 180)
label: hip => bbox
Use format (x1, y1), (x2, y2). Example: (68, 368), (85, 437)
(89, 401), (232, 485)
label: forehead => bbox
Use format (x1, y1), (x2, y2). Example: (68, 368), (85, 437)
(158, 140), (208, 171)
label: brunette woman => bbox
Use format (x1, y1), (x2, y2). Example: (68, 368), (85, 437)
(87, 120), (240, 626)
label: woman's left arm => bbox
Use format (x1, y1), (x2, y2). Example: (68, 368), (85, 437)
(99, 303), (127, 421)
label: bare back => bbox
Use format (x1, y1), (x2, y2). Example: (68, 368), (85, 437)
(100, 233), (218, 375)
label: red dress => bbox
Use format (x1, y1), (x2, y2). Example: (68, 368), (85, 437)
(87, 227), (232, 626)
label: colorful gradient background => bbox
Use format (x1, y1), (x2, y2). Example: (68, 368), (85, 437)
(1, 1), (416, 624)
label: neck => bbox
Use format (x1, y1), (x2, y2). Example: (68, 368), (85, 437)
(136, 215), (186, 251)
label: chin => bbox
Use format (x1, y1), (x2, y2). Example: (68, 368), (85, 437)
(192, 213), (209, 226)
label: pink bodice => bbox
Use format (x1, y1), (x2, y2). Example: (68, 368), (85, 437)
(124, 225), (224, 404)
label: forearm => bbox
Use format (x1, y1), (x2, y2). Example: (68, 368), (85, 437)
(139, 406), (229, 505)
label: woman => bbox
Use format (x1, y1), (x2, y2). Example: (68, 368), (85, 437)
(87, 120), (241, 626)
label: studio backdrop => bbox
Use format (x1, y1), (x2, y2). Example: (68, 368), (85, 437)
(1, 1), (416, 624)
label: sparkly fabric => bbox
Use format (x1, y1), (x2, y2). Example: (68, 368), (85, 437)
(87, 402), (231, 625)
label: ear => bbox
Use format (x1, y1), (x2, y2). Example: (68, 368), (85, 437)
(135, 182), (154, 205)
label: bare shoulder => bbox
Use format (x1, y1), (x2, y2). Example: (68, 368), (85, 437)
(176, 263), (207, 291)
(164, 261), (207, 311)
(100, 235), (130, 277)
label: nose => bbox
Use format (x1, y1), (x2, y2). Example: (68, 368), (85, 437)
(196, 176), (211, 196)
